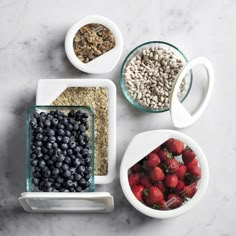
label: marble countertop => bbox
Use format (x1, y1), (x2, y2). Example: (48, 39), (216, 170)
(0, 0), (235, 235)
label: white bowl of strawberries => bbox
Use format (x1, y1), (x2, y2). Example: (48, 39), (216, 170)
(120, 130), (209, 219)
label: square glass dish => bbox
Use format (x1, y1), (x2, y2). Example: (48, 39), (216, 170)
(26, 105), (95, 192)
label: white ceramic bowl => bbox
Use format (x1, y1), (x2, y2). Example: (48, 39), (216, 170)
(120, 129), (209, 219)
(65, 15), (123, 74)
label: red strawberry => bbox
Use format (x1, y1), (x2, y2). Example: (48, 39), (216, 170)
(167, 193), (183, 208)
(153, 199), (168, 210)
(131, 163), (142, 172)
(132, 185), (145, 201)
(128, 173), (140, 187)
(146, 152), (160, 167)
(157, 148), (172, 161)
(182, 147), (196, 165)
(150, 166), (165, 181)
(153, 181), (166, 193)
(152, 146), (161, 154)
(175, 180), (185, 192)
(164, 138), (185, 155)
(176, 164), (187, 180)
(144, 186), (164, 206)
(188, 165), (201, 180)
(165, 174), (178, 188)
(182, 184), (197, 198)
(140, 176), (152, 188)
(186, 158), (198, 169)
(165, 158), (179, 173)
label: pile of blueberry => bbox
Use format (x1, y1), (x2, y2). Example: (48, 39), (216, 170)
(29, 109), (93, 192)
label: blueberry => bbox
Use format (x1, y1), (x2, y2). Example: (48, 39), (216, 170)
(35, 133), (43, 141)
(51, 155), (57, 162)
(42, 136), (48, 142)
(79, 125), (86, 132)
(73, 124), (79, 131)
(46, 142), (52, 149)
(68, 111), (75, 118)
(56, 154), (64, 162)
(85, 157), (91, 165)
(69, 142), (76, 149)
(76, 186), (82, 192)
(38, 160), (46, 168)
(52, 118), (59, 126)
(41, 147), (48, 154)
(68, 175), (75, 181)
(73, 159), (80, 167)
(43, 154), (50, 161)
(70, 155), (76, 160)
(30, 118), (37, 127)
(70, 167), (76, 174)
(84, 174), (91, 181)
(34, 112), (40, 119)
(76, 153), (82, 159)
(66, 180), (73, 187)
(59, 188), (66, 192)
(57, 136), (63, 142)
(78, 178), (86, 186)
(54, 182), (61, 189)
(62, 118), (68, 125)
(69, 188), (76, 192)
(64, 157), (71, 165)
(58, 124), (65, 129)
(67, 149), (73, 155)
(30, 159), (38, 167)
(47, 114), (53, 120)
(84, 136), (89, 144)
(37, 152), (43, 158)
(57, 129), (65, 136)
(79, 159), (85, 166)
(62, 163), (69, 170)
(56, 176), (64, 184)
(62, 136), (70, 144)
(49, 136), (56, 143)
(77, 166), (85, 174)
(67, 124), (73, 131)
(34, 146), (41, 154)
(73, 146), (81, 153)
(52, 168), (60, 176)
(63, 170), (71, 178)
(82, 112), (89, 118)
(35, 141), (43, 147)
(32, 178), (39, 186)
(40, 112), (46, 117)
(30, 153), (37, 159)
(35, 127), (43, 134)
(48, 149), (54, 156)
(75, 111), (82, 117)
(61, 143), (68, 150)
(44, 119), (51, 127)
(68, 118), (76, 125)
(65, 130), (71, 137)
(84, 166), (92, 174)
(72, 181), (78, 188)
(47, 129), (55, 137)
(47, 160), (54, 166)
(75, 174), (82, 181)
(52, 142), (58, 149)
(43, 169), (51, 178)
(55, 162), (63, 168)
(32, 171), (41, 178)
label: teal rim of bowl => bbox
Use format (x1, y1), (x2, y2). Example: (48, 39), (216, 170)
(120, 41), (193, 113)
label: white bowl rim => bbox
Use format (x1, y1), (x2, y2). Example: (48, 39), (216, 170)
(120, 129), (209, 219)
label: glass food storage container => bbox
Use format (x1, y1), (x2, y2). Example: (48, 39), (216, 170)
(19, 105), (114, 213)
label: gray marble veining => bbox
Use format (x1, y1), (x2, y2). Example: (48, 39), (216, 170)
(0, 0), (236, 235)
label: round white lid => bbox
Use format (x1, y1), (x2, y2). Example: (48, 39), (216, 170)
(170, 57), (214, 128)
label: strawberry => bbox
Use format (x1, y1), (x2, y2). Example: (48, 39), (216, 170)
(146, 152), (160, 167)
(153, 199), (168, 210)
(181, 184), (197, 198)
(188, 165), (201, 180)
(164, 138), (185, 155)
(165, 158), (179, 173)
(150, 166), (165, 181)
(131, 163), (142, 172)
(176, 164), (187, 180)
(152, 146), (161, 154)
(186, 158), (198, 169)
(153, 181), (166, 193)
(167, 193), (183, 209)
(132, 185), (145, 201)
(140, 176), (152, 188)
(182, 147), (196, 165)
(144, 186), (164, 206)
(157, 148), (172, 161)
(128, 173), (140, 187)
(165, 174), (178, 188)
(175, 180), (185, 192)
